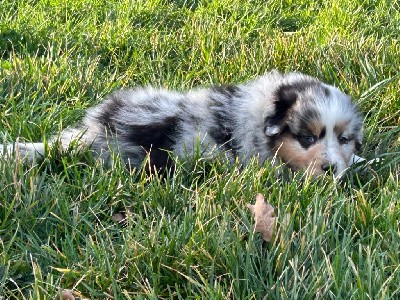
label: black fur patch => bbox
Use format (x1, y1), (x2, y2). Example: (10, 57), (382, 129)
(209, 86), (240, 155)
(97, 94), (125, 133)
(282, 80), (321, 93)
(319, 126), (326, 139)
(264, 83), (299, 134)
(122, 116), (181, 169)
(355, 141), (362, 152)
(295, 134), (317, 149)
(209, 120), (236, 154)
(209, 111), (238, 155)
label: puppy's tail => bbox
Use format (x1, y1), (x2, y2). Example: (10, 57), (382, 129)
(0, 128), (92, 164)
(0, 139), (46, 164)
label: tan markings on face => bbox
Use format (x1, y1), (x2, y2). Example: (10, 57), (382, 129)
(306, 119), (323, 138)
(334, 121), (350, 136)
(274, 134), (327, 176)
(333, 120), (356, 172)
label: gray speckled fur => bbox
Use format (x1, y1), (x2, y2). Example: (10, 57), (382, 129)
(1, 71), (363, 175)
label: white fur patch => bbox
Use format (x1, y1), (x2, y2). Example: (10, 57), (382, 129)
(265, 125), (280, 136)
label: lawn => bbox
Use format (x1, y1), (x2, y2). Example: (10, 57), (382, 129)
(0, 0), (399, 299)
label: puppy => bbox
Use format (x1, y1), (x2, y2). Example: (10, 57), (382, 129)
(1, 71), (363, 176)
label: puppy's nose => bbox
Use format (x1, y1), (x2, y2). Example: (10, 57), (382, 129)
(321, 162), (337, 174)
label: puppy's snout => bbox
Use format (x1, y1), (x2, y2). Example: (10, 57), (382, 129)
(321, 162), (337, 174)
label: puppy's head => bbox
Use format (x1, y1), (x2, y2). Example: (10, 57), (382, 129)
(265, 75), (363, 177)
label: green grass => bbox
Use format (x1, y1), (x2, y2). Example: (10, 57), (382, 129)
(1, 0), (399, 298)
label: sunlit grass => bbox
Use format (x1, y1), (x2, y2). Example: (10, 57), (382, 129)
(0, 0), (399, 298)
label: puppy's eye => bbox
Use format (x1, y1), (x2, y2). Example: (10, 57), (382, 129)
(339, 135), (349, 144)
(298, 135), (316, 148)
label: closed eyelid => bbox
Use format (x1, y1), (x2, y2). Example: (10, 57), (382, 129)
(338, 133), (354, 139)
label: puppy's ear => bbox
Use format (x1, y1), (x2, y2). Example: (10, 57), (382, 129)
(265, 84), (298, 136)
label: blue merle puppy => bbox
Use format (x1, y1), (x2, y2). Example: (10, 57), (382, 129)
(1, 71), (363, 177)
